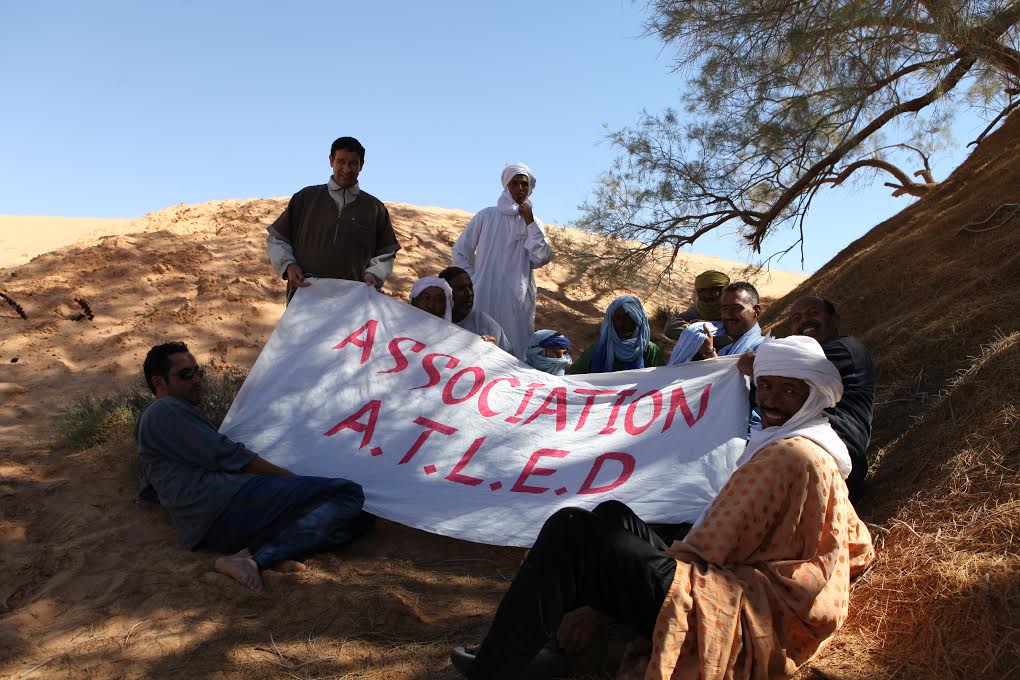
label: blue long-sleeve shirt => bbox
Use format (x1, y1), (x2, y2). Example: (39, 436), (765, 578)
(136, 397), (258, 548)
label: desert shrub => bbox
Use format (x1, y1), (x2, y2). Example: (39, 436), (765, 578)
(651, 304), (675, 331)
(58, 366), (249, 450)
(58, 388), (152, 450)
(199, 365), (248, 428)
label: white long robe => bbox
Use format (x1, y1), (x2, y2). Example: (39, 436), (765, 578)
(457, 307), (513, 354)
(451, 207), (552, 358)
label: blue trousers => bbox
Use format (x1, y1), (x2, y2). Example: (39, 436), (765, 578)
(202, 475), (373, 569)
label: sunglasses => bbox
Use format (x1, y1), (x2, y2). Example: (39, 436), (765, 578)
(176, 366), (206, 381)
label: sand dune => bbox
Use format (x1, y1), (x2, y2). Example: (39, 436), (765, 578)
(0, 215), (136, 269)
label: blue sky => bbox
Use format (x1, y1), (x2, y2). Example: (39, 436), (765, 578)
(0, 1), (992, 272)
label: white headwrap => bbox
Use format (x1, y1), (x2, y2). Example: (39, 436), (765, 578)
(409, 276), (454, 323)
(739, 335), (852, 478)
(496, 162), (536, 217)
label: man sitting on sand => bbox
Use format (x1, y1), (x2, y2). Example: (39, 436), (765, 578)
(136, 342), (372, 593)
(566, 296), (664, 374)
(667, 281), (765, 365)
(438, 266), (513, 352)
(451, 336), (874, 680)
(409, 276), (455, 322)
(524, 330), (572, 375)
(738, 295), (876, 499)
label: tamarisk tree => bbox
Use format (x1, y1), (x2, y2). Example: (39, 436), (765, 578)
(579, 0), (1020, 272)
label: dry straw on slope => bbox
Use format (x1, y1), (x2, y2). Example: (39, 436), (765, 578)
(834, 332), (1020, 680)
(768, 110), (1020, 680)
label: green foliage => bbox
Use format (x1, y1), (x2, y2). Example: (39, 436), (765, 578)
(58, 388), (151, 450)
(58, 367), (249, 451)
(579, 0), (1020, 276)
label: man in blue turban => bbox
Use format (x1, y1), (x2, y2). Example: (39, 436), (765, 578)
(567, 297), (664, 374)
(525, 330), (572, 375)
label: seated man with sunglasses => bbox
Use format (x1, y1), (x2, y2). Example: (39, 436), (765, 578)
(136, 342), (372, 593)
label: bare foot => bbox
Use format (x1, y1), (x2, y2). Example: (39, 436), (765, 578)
(270, 560), (307, 573)
(214, 550), (264, 593)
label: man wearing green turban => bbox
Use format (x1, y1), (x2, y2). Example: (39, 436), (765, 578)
(663, 270), (731, 340)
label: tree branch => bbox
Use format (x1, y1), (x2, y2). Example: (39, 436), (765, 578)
(746, 55), (978, 249)
(822, 158), (936, 197)
(917, 0), (1020, 77)
(968, 98), (1020, 147)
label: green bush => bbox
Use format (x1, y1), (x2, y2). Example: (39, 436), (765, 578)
(58, 389), (152, 450)
(58, 367), (249, 450)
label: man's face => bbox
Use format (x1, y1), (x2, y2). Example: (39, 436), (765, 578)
(696, 286), (724, 304)
(611, 307), (638, 339)
(448, 273), (474, 322)
(755, 375), (810, 428)
(329, 149), (363, 189)
(506, 174), (530, 205)
(159, 352), (205, 406)
(543, 347), (569, 359)
(720, 290), (760, 337)
(411, 286), (447, 319)
(790, 297), (839, 345)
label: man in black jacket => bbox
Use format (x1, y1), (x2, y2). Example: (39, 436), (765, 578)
(788, 295), (876, 499)
(736, 295), (876, 500)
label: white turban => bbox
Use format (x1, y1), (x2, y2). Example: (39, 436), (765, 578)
(739, 335), (852, 478)
(500, 162), (536, 192)
(409, 276), (454, 323)
(497, 163), (537, 218)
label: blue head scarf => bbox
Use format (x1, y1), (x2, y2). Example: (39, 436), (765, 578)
(525, 330), (572, 375)
(590, 296), (650, 373)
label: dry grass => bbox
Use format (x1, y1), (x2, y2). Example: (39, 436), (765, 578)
(810, 333), (1020, 680)
(754, 111), (1020, 680)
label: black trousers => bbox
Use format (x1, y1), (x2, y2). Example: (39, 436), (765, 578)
(469, 501), (677, 680)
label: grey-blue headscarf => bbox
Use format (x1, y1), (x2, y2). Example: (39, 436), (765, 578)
(591, 296), (650, 373)
(525, 329), (572, 375)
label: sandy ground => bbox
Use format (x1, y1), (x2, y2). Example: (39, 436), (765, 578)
(0, 199), (805, 679)
(0, 216), (136, 269)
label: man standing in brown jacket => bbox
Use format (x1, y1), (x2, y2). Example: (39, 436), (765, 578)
(266, 136), (400, 301)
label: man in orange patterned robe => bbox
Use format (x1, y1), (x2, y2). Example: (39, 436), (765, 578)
(451, 336), (874, 680)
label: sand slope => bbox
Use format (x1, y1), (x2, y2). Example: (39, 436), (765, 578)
(4, 101), (1016, 675)
(759, 113), (1020, 679)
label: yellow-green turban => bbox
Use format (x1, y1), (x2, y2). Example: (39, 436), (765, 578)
(694, 270), (730, 320)
(694, 270), (730, 290)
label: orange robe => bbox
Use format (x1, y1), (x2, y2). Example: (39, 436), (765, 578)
(643, 436), (874, 679)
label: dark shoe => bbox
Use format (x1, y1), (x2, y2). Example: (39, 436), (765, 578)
(522, 640), (569, 679)
(449, 641), (569, 679)
(450, 646), (477, 677)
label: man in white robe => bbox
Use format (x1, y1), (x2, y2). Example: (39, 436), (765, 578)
(451, 163), (553, 359)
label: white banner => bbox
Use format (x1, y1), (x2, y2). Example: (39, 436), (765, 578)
(220, 280), (749, 547)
